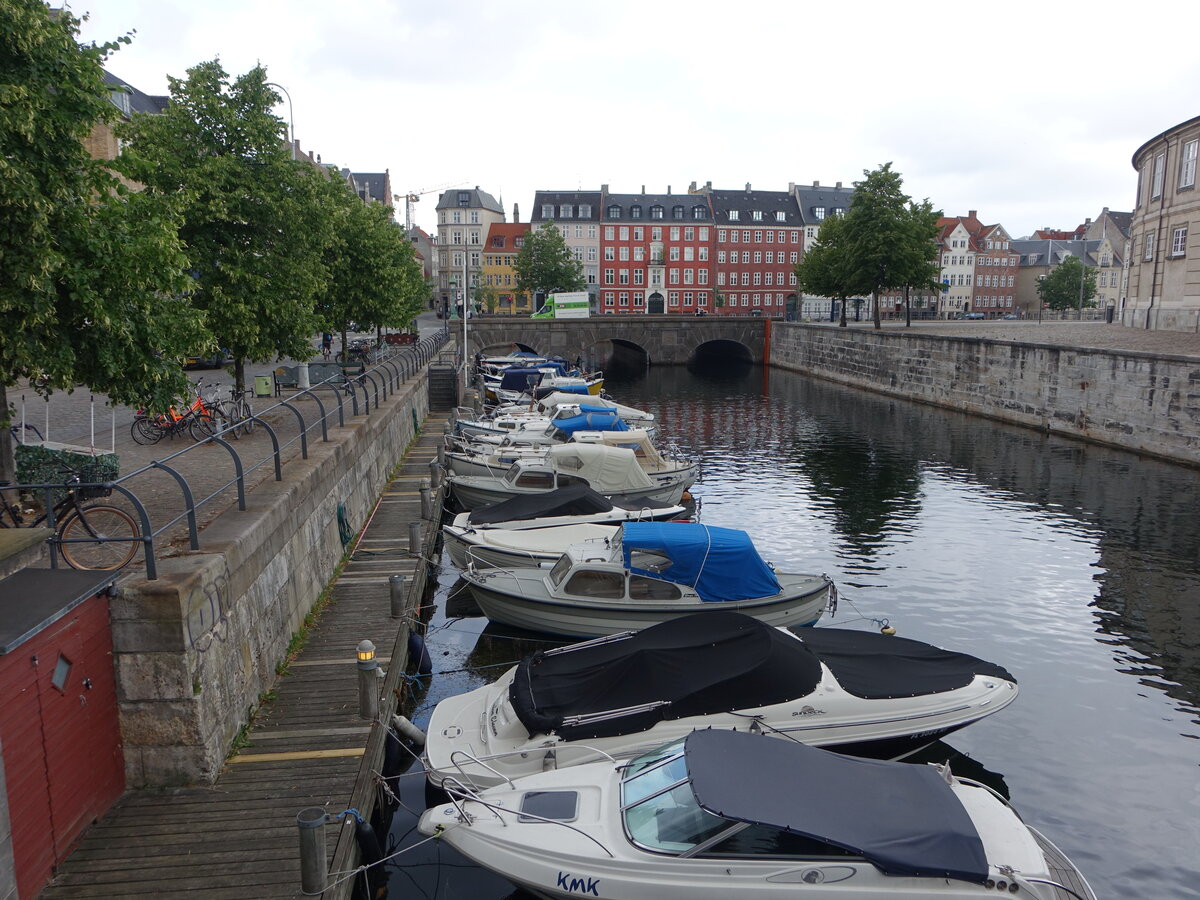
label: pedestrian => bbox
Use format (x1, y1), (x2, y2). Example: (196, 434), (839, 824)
(321, 332), (332, 361)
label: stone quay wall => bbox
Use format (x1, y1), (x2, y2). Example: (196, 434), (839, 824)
(112, 376), (429, 787)
(771, 324), (1200, 467)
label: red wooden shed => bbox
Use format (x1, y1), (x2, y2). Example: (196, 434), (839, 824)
(0, 569), (123, 899)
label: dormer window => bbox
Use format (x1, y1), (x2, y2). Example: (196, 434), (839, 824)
(650, 205), (664, 219)
(579, 204), (592, 218)
(560, 204), (573, 218)
(631, 205), (642, 219)
(542, 204), (554, 218)
(457, 192), (470, 207)
(607, 204), (622, 218)
(672, 205), (684, 220)
(752, 210), (763, 221)
(692, 206), (707, 220)
(728, 210), (740, 221)
(813, 207), (825, 220)
(775, 211), (786, 222)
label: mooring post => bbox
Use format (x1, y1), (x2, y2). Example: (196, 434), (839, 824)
(420, 482), (432, 519)
(389, 574), (408, 619)
(356, 639), (379, 720)
(428, 458), (441, 489)
(408, 521), (422, 556)
(296, 807), (327, 895)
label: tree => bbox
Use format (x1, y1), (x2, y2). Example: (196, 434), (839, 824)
(0, 1), (207, 481)
(513, 222), (585, 304)
(841, 163), (927, 330)
(794, 211), (864, 327)
(315, 176), (426, 341)
(894, 199), (944, 326)
(116, 61), (329, 391)
(1037, 256), (1097, 311)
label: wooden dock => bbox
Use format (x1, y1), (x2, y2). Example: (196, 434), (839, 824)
(39, 415), (450, 899)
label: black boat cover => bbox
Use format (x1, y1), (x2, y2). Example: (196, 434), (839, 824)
(508, 612), (821, 741)
(466, 483), (614, 525)
(684, 728), (990, 883)
(798, 627), (1015, 699)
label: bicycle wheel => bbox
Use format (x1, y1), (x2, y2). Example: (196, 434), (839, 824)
(188, 411), (217, 441)
(237, 398), (256, 436)
(58, 504), (139, 570)
(131, 415), (164, 445)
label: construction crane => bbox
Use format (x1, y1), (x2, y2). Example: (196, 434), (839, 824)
(396, 180), (467, 231)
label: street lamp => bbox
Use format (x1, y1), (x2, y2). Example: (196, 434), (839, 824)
(265, 81), (296, 160)
(462, 251), (470, 396)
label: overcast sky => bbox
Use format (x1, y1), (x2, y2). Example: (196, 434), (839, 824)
(76, 0), (1199, 239)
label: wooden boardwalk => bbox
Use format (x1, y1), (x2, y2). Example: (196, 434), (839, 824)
(39, 415), (450, 899)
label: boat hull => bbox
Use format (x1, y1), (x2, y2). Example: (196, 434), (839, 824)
(465, 571), (831, 638)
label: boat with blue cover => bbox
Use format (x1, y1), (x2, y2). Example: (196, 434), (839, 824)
(460, 522), (833, 637)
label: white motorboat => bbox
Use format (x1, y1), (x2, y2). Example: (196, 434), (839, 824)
(422, 611), (1019, 790)
(461, 522), (833, 637)
(447, 522), (618, 569)
(449, 444), (693, 510)
(418, 729), (1097, 900)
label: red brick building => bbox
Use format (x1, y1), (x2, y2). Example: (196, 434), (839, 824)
(705, 185), (804, 317)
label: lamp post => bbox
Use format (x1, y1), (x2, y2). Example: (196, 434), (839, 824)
(462, 251), (470, 396)
(265, 81), (296, 160)
(1077, 238), (1087, 320)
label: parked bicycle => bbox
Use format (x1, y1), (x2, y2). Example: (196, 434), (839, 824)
(335, 337), (379, 366)
(131, 379), (222, 445)
(0, 462), (140, 570)
(212, 387), (256, 439)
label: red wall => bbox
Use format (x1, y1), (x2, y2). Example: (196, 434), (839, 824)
(0, 592), (124, 898)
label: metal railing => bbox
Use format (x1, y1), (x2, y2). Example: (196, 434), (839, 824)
(4, 329), (450, 579)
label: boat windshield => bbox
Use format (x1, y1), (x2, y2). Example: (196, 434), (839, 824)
(621, 742), (732, 854)
(548, 554), (573, 587)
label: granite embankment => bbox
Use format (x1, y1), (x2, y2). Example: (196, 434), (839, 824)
(772, 321), (1200, 467)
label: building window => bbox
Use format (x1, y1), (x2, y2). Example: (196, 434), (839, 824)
(1152, 153), (1166, 199)
(692, 205), (707, 220)
(607, 204), (621, 218)
(651, 227), (662, 241)
(668, 292), (679, 306)
(619, 292), (629, 306)
(634, 292), (644, 306)
(669, 227), (680, 241)
(579, 204), (592, 218)
(470, 211), (480, 224)
(630, 205), (642, 219)
(1144, 233), (1155, 260)
(619, 226), (629, 241)
(672, 206), (684, 220)
(634, 246), (644, 262)
(683, 292), (694, 306)
(634, 269), (644, 285)
(604, 226), (615, 240)
(651, 205), (664, 219)
(775, 212), (786, 222)
(752, 210), (763, 221)
(699, 292), (708, 306)
(560, 204), (573, 218)
(728, 210), (740, 221)
(457, 192), (470, 207)
(717, 229), (727, 242)
(604, 247), (615, 261)
(753, 231), (762, 243)
(684, 269), (694, 284)
(814, 207), (826, 220)
(604, 269), (615, 284)
(586, 246), (596, 261)
(669, 246), (680, 261)
(1181, 140), (1199, 189)
(619, 246), (629, 261)
(684, 227), (694, 241)
(669, 269), (680, 284)
(699, 246), (708, 261)
(1172, 226), (1188, 257)
(684, 246), (694, 261)
(619, 269), (629, 285)
(698, 269), (708, 285)
(604, 292), (614, 307)
(588, 225), (597, 238)
(470, 230), (480, 244)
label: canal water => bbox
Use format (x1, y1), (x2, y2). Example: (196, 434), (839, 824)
(382, 362), (1200, 900)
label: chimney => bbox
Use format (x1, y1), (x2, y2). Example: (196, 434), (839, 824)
(788, 182), (795, 192)
(968, 210), (977, 219)
(667, 185), (672, 194)
(641, 185), (645, 195)
(745, 182), (751, 192)
(513, 202), (520, 222)
(835, 181), (842, 189)
(813, 180), (819, 188)
(706, 181), (711, 191)
(688, 181), (697, 192)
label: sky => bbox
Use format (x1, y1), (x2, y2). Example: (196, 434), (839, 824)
(75, 0), (1200, 239)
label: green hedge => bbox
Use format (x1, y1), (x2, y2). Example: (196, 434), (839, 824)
(15, 443), (119, 504)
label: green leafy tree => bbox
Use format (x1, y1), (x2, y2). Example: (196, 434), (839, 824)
(842, 162), (927, 330)
(513, 222), (586, 304)
(1037, 256), (1097, 311)
(0, 1), (206, 481)
(894, 199), (944, 326)
(794, 211), (865, 327)
(116, 61), (329, 391)
(315, 176), (425, 345)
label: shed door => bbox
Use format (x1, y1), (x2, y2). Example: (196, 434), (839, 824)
(0, 593), (124, 897)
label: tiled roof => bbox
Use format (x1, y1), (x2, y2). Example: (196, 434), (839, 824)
(793, 184), (854, 226)
(709, 189), (800, 225)
(601, 192), (711, 222)
(531, 191), (602, 222)
(485, 222), (531, 250)
(435, 187), (503, 213)
(102, 70), (168, 116)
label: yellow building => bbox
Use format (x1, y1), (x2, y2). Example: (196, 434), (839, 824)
(482, 223), (532, 313)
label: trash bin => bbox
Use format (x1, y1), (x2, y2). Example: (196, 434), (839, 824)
(254, 374), (274, 397)
(1105, 305), (1115, 323)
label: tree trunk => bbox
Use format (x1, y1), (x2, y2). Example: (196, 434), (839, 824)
(872, 290), (881, 330)
(0, 383), (14, 485)
(904, 285), (911, 327)
(234, 358), (246, 395)
(838, 296), (848, 327)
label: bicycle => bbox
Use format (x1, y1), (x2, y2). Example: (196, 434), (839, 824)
(0, 462), (140, 570)
(335, 337), (378, 366)
(131, 379), (222, 445)
(213, 387), (255, 438)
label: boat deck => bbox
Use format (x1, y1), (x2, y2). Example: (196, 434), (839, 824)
(38, 416), (450, 899)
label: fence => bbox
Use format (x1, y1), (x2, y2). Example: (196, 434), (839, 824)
(1, 330), (450, 579)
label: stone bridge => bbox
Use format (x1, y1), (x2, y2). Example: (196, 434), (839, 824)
(460, 315), (771, 365)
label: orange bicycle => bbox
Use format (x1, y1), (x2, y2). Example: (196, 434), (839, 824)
(131, 379), (222, 444)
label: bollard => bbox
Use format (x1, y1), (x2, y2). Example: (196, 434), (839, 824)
(356, 639), (379, 720)
(297, 807), (328, 895)
(389, 574), (408, 619)
(408, 521), (422, 556)
(428, 458), (441, 489)
(420, 484), (432, 520)
(437, 442), (446, 466)
(297, 362), (311, 389)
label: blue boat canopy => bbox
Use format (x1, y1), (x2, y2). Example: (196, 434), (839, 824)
(552, 408), (629, 435)
(684, 729), (989, 883)
(620, 522), (781, 603)
(497, 367), (545, 392)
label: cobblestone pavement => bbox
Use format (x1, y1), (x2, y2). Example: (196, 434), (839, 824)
(821, 319), (1200, 358)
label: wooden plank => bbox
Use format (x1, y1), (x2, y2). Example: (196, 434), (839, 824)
(229, 747), (365, 763)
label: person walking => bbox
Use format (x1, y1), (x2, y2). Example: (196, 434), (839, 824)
(321, 332), (333, 361)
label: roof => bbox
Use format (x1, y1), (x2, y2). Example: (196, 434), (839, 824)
(0, 569), (117, 655)
(352, 172), (391, 206)
(508, 612), (821, 741)
(531, 192), (603, 223)
(436, 187), (503, 213)
(708, 188), (801, 226)
(793, 182), (855, 225)
(601, 192), (712, 223)
(485, 222), (531, 251)
(101, 70), (169, 115)
(685, 729), (990, 883)
(620, 522), (781, 603)
(1010, 238), (1100, 267)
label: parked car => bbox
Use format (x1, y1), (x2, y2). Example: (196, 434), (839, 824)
(1002, 313), (1019, 319)
(962, 312), (986, 320)
(184, 350), (228, 369)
